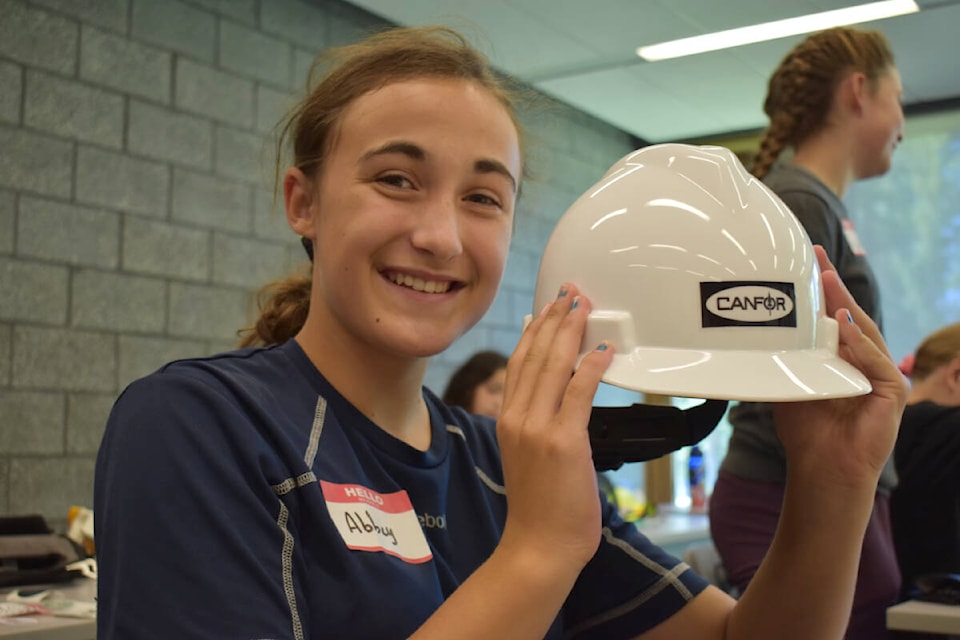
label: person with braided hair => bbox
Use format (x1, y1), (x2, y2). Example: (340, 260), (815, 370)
(891, 322), (960, 596)
(710, 26), (905, 640)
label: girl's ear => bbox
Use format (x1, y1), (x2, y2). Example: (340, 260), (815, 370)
(945, 355), (960, 393)
(284, 167), (317, 238)
(839, 71), (869, 116)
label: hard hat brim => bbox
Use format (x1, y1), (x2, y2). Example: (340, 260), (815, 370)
(600, 347), (871, 402)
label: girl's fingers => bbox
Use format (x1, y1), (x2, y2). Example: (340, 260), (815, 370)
(502, 284), (577, 419)
(821, 271), (892, 361)
(835, 308), (905, 397)
(526, 294), (595, 419)
(558, 342), (615, 426)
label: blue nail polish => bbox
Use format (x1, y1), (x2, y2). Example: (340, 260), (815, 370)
(570, 297), (580, 311)
(558, 286), (568, 298)
(846, 310), (854, 324)
(596, 343), (608, 352)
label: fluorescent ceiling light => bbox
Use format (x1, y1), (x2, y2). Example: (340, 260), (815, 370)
(637, 0), (919, 61)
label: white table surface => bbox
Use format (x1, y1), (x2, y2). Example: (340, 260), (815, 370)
(887, 599), (960, 636)
(0, 579), (95, 640)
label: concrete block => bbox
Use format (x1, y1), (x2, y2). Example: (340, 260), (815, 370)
(131, 0), (216, 63)
(256, 85), (294, 134)
(0, 124), (72, 198)
(326, 2), (387, 48)
(484, 288), (515, 329)
(0, 390), (65, 454)
(117, 335), (207, 390)
(9, 458), (96, 522)
(215, 126), (270, 186)
(292, 48), (317, 91)
(0, 0), (78, 74)
(18, 196), (120, 268)
(489, 327), (521, 357)
(0, 257), (68, 324)
(24, 70), (123, 148)
(212, 233), (289, 288)
(66, 392), (115, 454)
(220, 21), (292, 88)
(172, 168), (251, 232)
(122, 217), (209, 281)
(187, 0), (255, 25)
(260, 0), (329, 51)
(71, 269), (166, 333)
(176, 58), (254, 128)
(0, 61), (21, 124)
(168, 282), (249, 340)
(76, 146), (169, 218)
(0, 323), (11, 386)
(31, 0), (128, 33)
(12, 326), (116, 392)
(0, 190), (13, 254)
(80, 26), (171, 103)
(128, 100), (213, 170)
(252, 188), (297, 243)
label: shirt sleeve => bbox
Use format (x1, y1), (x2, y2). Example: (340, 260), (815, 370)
(560, 497), (710, 639)
(94, 372), (304, 640)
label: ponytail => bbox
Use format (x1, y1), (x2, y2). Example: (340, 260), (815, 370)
(238, 273), (311, 347)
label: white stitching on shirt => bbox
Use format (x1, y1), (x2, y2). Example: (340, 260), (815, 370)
(272, 472), (317, 496)
(276, 500), (304, 640)
(303, 396), (327, 468)
(561, 529), (695, 637)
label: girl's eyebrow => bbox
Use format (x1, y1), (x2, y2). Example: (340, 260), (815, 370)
(360, 140), (517, 193)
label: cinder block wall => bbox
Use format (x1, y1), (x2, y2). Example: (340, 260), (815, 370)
(0, 0), (637, 527)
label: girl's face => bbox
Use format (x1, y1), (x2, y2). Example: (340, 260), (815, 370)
(292, 78), (520, 361)
(855, 67), (905, 179)
(471, 367), (507, 419)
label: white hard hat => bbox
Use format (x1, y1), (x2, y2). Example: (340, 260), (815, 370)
(530, 143), (871, 402)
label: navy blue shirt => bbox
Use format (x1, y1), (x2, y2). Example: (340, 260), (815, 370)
(95, 340), (707, 639)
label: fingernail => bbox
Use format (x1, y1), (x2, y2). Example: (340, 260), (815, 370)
(557, 285), (568, 298)
(846, 310), (854, 324)
(539, 302), (552, 317)
(596, 342), (608, 352)
(570, 297), (580, 311)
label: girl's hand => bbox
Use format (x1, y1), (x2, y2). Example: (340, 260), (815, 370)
(496, 283), (614, 572)
(774, 246), (908, 490)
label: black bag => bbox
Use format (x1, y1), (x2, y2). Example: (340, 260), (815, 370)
(0, 514), (86, 587)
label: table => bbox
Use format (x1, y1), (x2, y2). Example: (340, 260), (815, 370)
(887, 599), (960, 637)
(634, 511), (711, 557)
(0, 579), (95, 640)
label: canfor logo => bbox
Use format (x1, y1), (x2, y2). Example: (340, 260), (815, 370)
(700, 281), (797, 327)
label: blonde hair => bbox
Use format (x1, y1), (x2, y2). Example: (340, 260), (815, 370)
(752, 27), (895, 180)
(910, 322), (960, 382)
(238, 26), (527, 348)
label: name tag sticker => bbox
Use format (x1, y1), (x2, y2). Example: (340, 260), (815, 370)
(320, 481), (433, 564)
(842, 219), (867, 256)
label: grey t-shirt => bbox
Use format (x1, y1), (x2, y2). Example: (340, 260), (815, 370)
(721, 163), (896, 492)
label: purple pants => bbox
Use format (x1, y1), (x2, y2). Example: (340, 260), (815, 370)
(710, 470), (901, 640)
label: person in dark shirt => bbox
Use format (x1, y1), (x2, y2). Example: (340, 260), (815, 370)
(94, 24), (908, 640)
(891, 322), (960, 594)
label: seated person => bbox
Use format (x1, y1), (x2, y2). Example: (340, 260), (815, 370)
(891, 321), (960, 595)
(442, 350), (508, 418)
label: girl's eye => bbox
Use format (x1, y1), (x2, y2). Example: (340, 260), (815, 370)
(466, 193), (502, 208)
(377, 174), (413, 189)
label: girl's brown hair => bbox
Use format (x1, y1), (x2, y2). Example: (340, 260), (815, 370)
(752, 27), (895, 180)
(909, 322), (960, 382)
(238, 26), (526, 348)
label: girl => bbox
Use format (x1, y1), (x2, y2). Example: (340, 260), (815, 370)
(95, 26), (907, 640)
